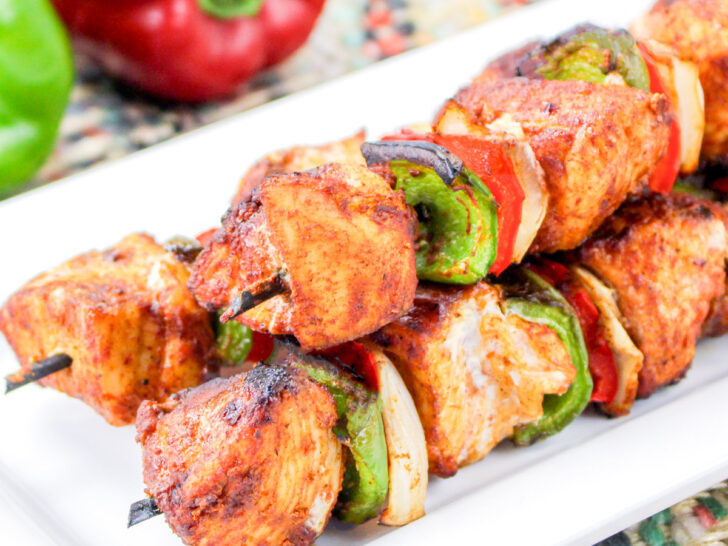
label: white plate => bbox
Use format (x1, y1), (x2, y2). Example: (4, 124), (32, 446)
(1, 0), (726, 544)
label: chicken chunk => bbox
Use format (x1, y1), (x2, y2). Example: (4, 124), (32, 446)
(633, 0), (728, 162)
(190, 163), (418, 351)
(454, 78), (671, 253)
(232, 132), (366, 206)
(136, 364), (342, 546)
(0, 233), (215, 426)
(370, 282), (575, 477)
(702, 200), (728, 337)
(577, 193), (727, 397)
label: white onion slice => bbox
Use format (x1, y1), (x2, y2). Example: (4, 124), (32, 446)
(570, 266), (644, 417)
(434, 101), (547, 262)
(366, 345), (428, 526)
(639, 40), (705, 174)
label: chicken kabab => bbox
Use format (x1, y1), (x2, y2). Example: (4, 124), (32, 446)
(0, 233), (215, 426)
(133, 340), (428, 544)
(190, 163), (418, 351)
(232, 132), (366, 206)
(370, 279), (580, 477)
(633, 0), (728, 163)
(477, 24), (704, 178)
(136, 364), (343, 546)
(576, 192), (728, 398)
(452, 76), (671, 253)
(702, 200), (728, 337)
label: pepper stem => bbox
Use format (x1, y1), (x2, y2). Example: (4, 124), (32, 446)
(198, 0), (264, 19)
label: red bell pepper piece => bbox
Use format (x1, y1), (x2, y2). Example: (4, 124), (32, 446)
(245, 330), (275, 363)
(315, 341), (379, 391)
(382, 130), (523, 275)
(712, 176), (728, 193)
(526, 259), (619, 404)
(195, 227), (217, 247)
(638, 43), (681, 194)
(52, 0), (326, 102)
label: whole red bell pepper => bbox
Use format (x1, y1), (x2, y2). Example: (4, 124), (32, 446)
(52, 0), (326, 102)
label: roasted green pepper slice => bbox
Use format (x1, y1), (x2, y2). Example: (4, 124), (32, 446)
(520, 24), (649, 91)
(267, 340), (388, 524)
(214, 314), (253, 365)
(389, 160), (498, 284)
(502, 267), (593, 445)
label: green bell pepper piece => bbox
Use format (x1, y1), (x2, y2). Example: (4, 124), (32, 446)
(536, 25), (649, 91)
(0, 0), (73, 196)
(389, 160), (498, 284)
(214, 314), (253, 365)
(503, 267), (593, 445)
(267, 341), (388, 524)
(672, 179), (718, 201)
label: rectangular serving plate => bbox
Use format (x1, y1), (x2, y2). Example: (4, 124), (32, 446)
(2, 0), (727, 544)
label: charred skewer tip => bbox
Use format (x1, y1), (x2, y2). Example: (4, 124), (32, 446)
(221, 274), (286, 322)
(128, 497), (162, 527)
(5, 353), (73, 394)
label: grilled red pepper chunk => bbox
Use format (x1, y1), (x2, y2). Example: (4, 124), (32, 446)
(52, 0), (325, 102)
(526, 259), (618, 404)
(246, 330), (275, 363)
(315, 341), (379, 391)
(638, 43), (681, 194)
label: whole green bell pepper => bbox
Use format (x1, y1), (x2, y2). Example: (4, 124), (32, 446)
(267, 340), (388, 524)
(502, 267), (593, 445)
(0, 0), (73, 196)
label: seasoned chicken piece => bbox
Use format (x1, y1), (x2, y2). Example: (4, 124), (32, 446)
(702, 200), (728, 337)
(190, 163), (418, 351)
(370, 282), (575, 477)
(633, 0), (728, 162)
(577, 193), (727, 397)
(473, 41), (540, 85)
(0, 234), (215, 426)
(232, 132), (366, 206)
(137, 364), (342, 546)
(454, 78), (671, 253)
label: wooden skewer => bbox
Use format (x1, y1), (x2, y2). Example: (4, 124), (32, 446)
(220, 274), (286, 322)
(128, 497), (162, 527)
(5, 354), (73, 394)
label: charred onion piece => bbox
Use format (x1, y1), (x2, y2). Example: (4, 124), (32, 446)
(5, 354), (72, 393)
(220, 274), (286, 322)
(127, 497), (162, 527)
(361, 141), (463, 185)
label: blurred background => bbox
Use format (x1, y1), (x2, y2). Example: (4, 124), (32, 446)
(1, 0), (537, 199)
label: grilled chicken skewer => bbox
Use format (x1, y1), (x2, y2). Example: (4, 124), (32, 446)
(2, 14), (728, 546)
(370, 281), (577, 476)
(131, 340), (428, 543)
(575, 192), (728, 398)
(0, 234), (216, 425)
(190, 163), (418, 352)
(632, 0), (728, 164)
(135, 363), (344, 546)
